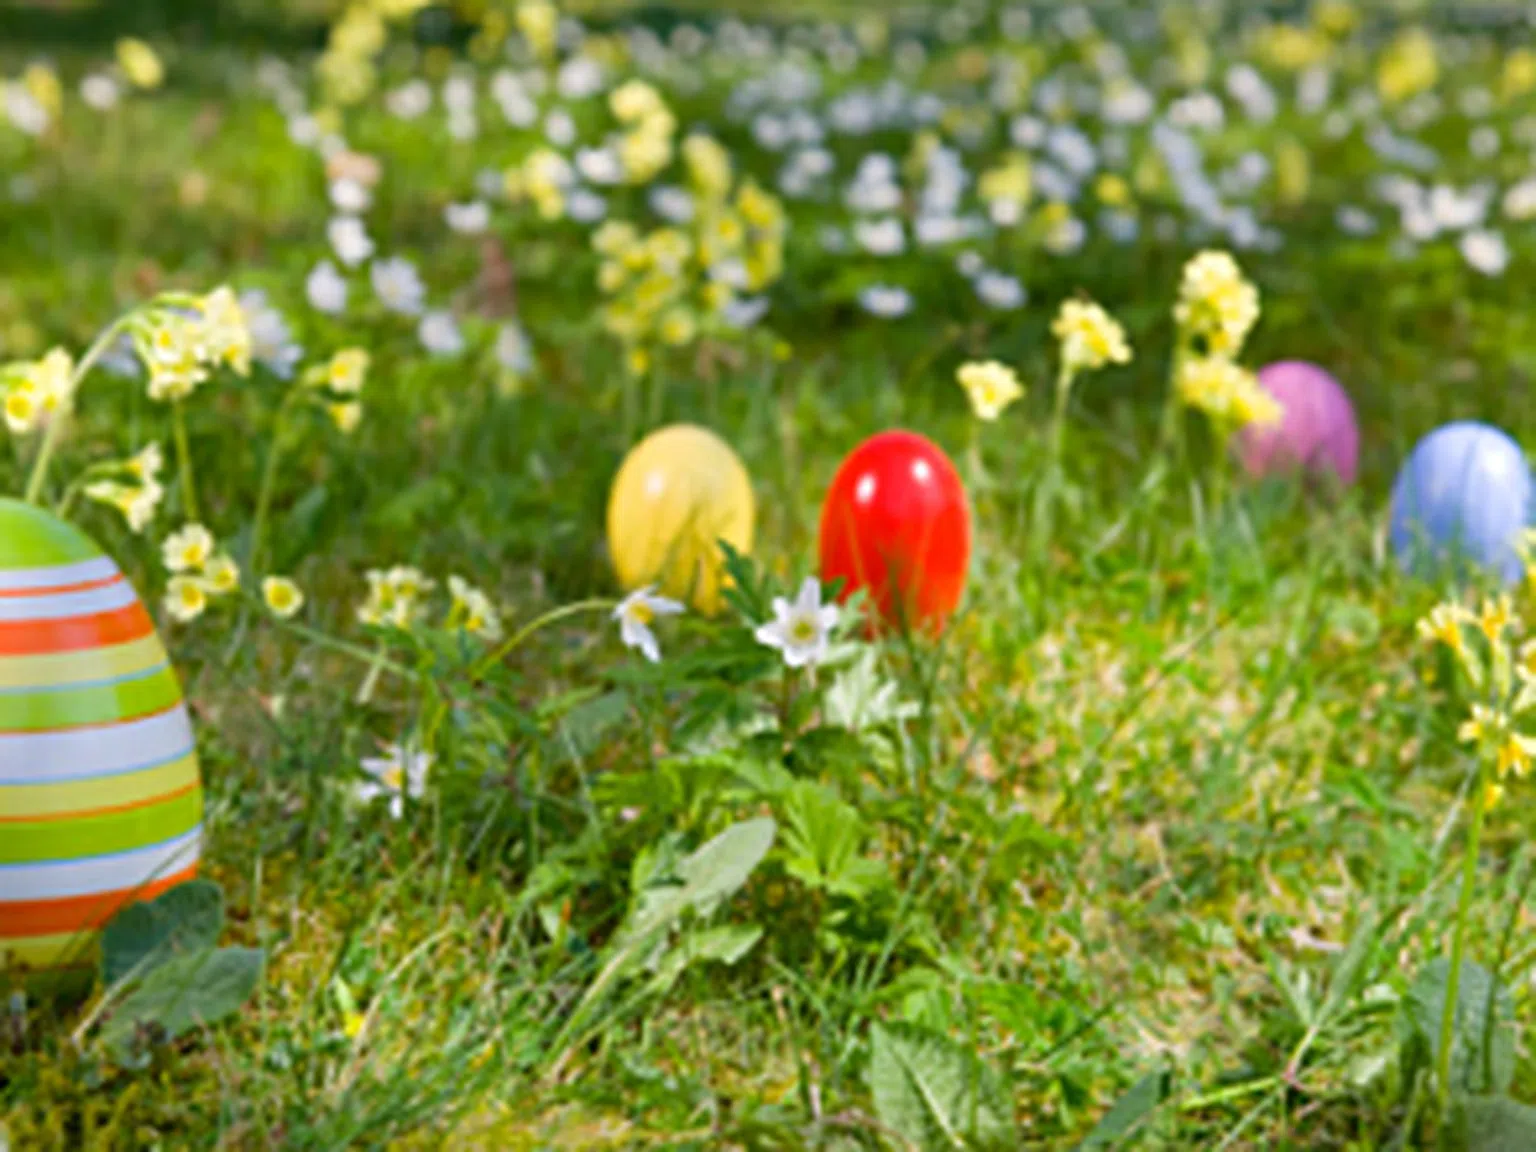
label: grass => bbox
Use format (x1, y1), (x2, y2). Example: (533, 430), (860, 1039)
(3, 1), (1536, 1148)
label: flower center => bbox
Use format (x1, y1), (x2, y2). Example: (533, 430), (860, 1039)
(789, 617), (817, 644)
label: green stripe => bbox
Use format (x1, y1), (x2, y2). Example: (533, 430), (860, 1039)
(0, 500), (101, 568)
(0, 665), (183, 731)
(0, 786), (202, 865)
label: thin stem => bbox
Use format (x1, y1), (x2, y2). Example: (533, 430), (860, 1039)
(470, 598), (613, 681)
(273, 618), (413, 678)
(171, 400), (199, 523)
(1049, 362), (1074, 469)
(248, 387), (303, 576)
(1438, 755), (1489, 1113)
(24, 315), (131, 505)
(356, 639), (390, 706)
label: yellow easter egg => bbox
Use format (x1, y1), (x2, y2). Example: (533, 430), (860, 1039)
(606, 424), (754, 614)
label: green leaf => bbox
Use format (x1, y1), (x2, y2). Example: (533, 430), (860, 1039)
(99, 879), (225, 987)
(644, 923), (764, 997)
(670, 816), (778, 920)
(555, 690), (630, 763)
(1077, 1069), (1172, 1150)
(1405, 958), (1515, 1096)
(780, 780), (887, 901)
(824, 649), (918, 733)
(100, 947), (264, 1067)
(868, 1022), (1016, 1151)
(1443, 1095), (1536, 1152)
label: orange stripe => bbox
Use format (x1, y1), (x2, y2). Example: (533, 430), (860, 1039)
(0, 864), (198, 936)
(0, 780), (200, 825)
(0, 574), (123, 600)
(0, 601), (154, 656)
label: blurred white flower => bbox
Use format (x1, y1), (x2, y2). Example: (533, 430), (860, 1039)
(1460, 229), (1509, 277)
(556, 56), (604, 99)
(566, 187), (607, 223)
(1503, 178), (1536, 221)
(238, 289), (303, 379)
(975, 271), (1026, 310)
(328, 215), (374, 267)
(418, 310), (466, 357)
(577, 146), (624, 186)
(858, 284), (913, 319)
(649, 184), (694, 223)
(722, 296), (770, 329)
(371, 257), (425, 316)
(445, 200), (490, 234)
(4, 86), (48, 136)
(286, 113), (320, 147)
(855, 216), (906, 256)
(495, 323), (533, 373)
(386, 79), (431, 119)
(544, 109), (576, 147)
(442, 74), (476, 115)
(329, 178), (371, 214)
(80, 73), (120, 111)
(306, 260), (348, 314)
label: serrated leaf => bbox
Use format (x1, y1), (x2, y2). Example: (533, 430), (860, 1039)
(1077, 1069), (1172, 1149)
(825, 649), (918, 732)
(100, 947), (264, 1067)
(868, 1022), (1016, 1151)
(780, 780), (887, 900)
(1444, 1095), (1536, 1152)
(1405, 958), (1515, 1096)
(100, 880), (225, 987)
(556, 690), (630, 763)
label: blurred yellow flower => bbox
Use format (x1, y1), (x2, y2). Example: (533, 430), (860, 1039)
(1053, 300), (1131, 375)
(1417, 602), (1471, 658)
(1377, 27), (1438, 104)
(1503, 48), (1536, 100)
(199, 286), (251, 376)
(514, 0), (558, 61)
(609, 80), (665, 124)
(164, 576), (209, 624)
(115, 39), (164, 90)
(1174, 251), (1260, 357)
(263, 577), (305, 620)
(683, 135), (733, 202)
(23, 63), (62, 118)
(163, 523), (215, 574)
(1176, 356), (1279, 428)
(956, 360), (1025, 422)
(203, 554), (241, 596)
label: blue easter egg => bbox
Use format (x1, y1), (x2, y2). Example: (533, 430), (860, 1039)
(1389, 421), (1533, 584)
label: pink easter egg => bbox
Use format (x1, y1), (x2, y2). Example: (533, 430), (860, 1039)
(1234, 361), (1360, 487)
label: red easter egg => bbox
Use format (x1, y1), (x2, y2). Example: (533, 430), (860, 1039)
(818, 430), (971, 634)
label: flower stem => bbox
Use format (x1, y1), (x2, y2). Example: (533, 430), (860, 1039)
(1438, 755), (1490, 1113)
(469, 598), (613, 681)
(272, 617), (412, 678)
(248, 387), (302, 577)
(171, 400), (199, 523)
(356, 639), (390, 706)
(23, 315), (130, 506)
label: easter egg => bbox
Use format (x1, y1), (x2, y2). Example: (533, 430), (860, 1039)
(1234, 361), (1360, 487)
(819, 430), (971, 634)
(0, 500), (201, 991)
(607, 424), (755, 614)
(1390, 422), (1533, 585)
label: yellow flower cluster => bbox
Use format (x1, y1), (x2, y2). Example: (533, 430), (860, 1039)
(447, 575), (504, 641)
(317, 0), (430, 108)
(161, 522), (240, 623)
(1053, 300), (1132, 375)
(83, 443), (165, 533)
(514, 148), (572, 220)
(262, 576), (305, 620)
(610, 80), (677, 184)
(594, 172), (787, 368)
(1175, 355), (1281, 429)
(1, 347), (75, 435)
(302, 347), (371, 432)
(514, 0), (559, 62)
(956, 361), (1025, 422)
(1173, 250), (1260, 358)
(115, 38), (164, 90)
(358, 565), (434, 631)
(1418, 594), (1536, 809)
(978, 153), (1033, 212)
(1377, 27), (1439, 104)
(131, 286), (253, 403)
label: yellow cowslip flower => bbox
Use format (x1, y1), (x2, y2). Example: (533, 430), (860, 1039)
(609, 80), (665, 124)
(84, 478), (162, 534)
(699, 280), (733, 316)
(514, 0), (558, 61)
(625, 346), (650, 376)
(142, 318), (210, 402)
(1458, 703), (1502, 746)
(4, 386), (40, 435)
(1257, 24), (1328, 71)
(1174, 251), (1261, 357)
(593, 221), (639, 258)
(1176, 356), (1278, 427)
(1496, 733), (1536, 780)
(1052, 299), (1132, 375)
(447, 575), (503, 641)
(329, 401), (362, 434)
(683, 135), (733, 203)
(325, 348), (370, 395)
(657, 308), (696, 347)
(735, 181), (784, 234)
(1275, 140), (1310, 206)
(1417, 602), (1471, 657)
(23, 347), (75, 418)
(116, 38), (164, 90)
(1478, 595), (1515, 643)
(164, 576), (209, 624)
(203, 554), (240, 596)
(645, 228), (693, 275)
(620, 122), (674, 184)
(978, 153), (1032, 208)
(1377, 27), (1438, 104)
(742, 241), (783, 291)
(263, 576), (305, 620)
(1503, 48), (1536, 100)
(956, 360), (1025, 422)
(162, 523), (215, 574)
(1313, 0), (1358, 37)
(23, 63), (62, 118)
(198, 286), (251, 376)
(1094, 173), (1131, 209)
(597, 261), (628, 294)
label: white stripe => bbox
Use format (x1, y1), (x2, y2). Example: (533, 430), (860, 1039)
(0, 827), (201, 900)
(0, 707), (194, 783)
(0, 557), (118, 593)
(0, 580), (137, 621)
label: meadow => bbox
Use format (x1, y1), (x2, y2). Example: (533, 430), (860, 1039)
(2, 1), (1536, 1148)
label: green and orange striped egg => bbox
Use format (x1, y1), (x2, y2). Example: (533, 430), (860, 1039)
(0, 499), (201, 987)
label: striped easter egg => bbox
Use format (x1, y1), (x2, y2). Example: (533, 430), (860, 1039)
(0, 499), (201, 991)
